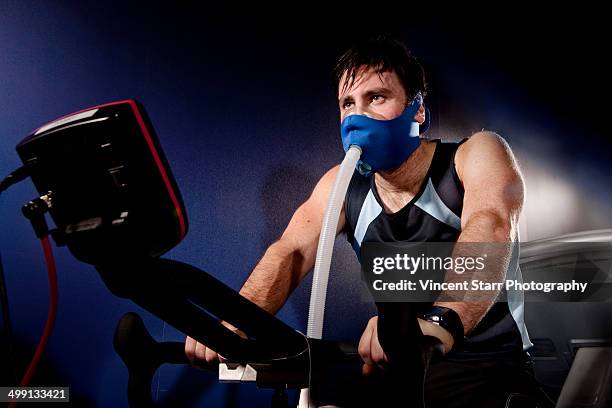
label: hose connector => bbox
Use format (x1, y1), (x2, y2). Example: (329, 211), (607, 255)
(22, 191), (54, 238)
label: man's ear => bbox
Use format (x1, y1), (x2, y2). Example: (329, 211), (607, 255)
(415, 105), (426, 124)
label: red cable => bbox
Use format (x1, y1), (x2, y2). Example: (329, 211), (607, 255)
(8, 236), (58, 407)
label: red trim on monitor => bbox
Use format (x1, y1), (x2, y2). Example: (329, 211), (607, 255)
(31, 100), (135, 135)
(125, 100), (187, 239)
(33, 99), (187, 240)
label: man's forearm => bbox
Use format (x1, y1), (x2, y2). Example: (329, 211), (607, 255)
(239, 239), (305, 315)
(436, 210), (515, 335)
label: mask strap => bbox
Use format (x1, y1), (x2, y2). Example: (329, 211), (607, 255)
(406, 92), (430, 136)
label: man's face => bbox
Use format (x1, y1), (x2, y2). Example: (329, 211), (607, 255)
(338, 67), (410, 123)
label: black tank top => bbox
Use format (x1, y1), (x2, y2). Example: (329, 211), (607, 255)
(343, 139), (532, 360)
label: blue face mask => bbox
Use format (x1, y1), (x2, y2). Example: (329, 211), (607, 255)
(340, 93), (430, 176)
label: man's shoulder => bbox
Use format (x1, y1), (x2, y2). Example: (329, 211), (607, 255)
(457, 131), (509, 157)
(455, 131), (516, 178)
(317, 164), (341, 188)
(308, 164), (342, 206)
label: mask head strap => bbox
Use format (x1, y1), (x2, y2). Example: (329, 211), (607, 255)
(406, 92), (430, 135)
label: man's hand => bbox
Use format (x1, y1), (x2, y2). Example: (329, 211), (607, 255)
(184, 321), (247, 367)
(358, 316), (388, 376)
(358, 315), (456, 376)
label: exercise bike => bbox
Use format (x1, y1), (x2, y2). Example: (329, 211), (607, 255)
(2, 100), (611, 407)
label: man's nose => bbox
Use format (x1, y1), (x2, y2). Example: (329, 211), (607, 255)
(350, 103), (372, 118)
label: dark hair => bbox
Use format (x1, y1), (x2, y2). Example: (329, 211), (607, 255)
(334, 34), (427, 102)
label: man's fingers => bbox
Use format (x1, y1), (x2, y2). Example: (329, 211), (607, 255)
(370, 338), (385, 369)
(358, 322), (374, 367)
(185, 336), (196, 363)
(194, 341), (207, 362)
(205, 346), (219, 364)
(184, 336), (221, 370)
(362, 363), (376, 376)
(371, 320), (388, 369)
(359, 315), (388, 374)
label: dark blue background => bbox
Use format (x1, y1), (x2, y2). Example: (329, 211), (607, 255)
(1, 4), (610, 406)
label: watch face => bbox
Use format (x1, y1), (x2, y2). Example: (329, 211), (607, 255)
(422, 307), (464, 345)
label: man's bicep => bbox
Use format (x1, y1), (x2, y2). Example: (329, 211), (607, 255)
(280, 166), (343, 269)
(458, 132), (524, 233)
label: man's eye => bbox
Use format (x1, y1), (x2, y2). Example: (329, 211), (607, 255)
(371, 95), (385, 103)
(343, 101), (354, 109)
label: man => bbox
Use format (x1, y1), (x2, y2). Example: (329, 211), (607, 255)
(186, 35), (550, 407)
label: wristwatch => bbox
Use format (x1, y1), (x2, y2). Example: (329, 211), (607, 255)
(419, 306), (465, 349)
